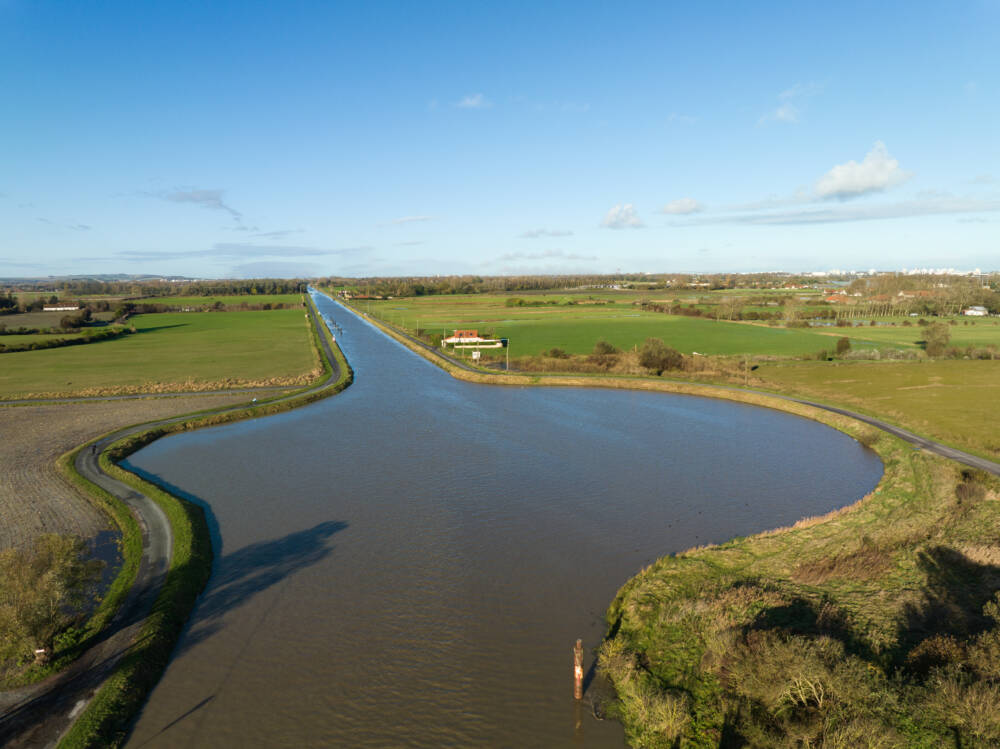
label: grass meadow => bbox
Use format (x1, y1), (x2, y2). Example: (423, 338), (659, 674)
(759, 359), (1000, 459)
(0, 309), (317, 398)
(366, 294), (861, 356)
(131, 293), (303, 307)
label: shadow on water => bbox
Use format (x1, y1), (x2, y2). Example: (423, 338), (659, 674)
(110, 462), (349, 659)
(175, 520), (348, 656)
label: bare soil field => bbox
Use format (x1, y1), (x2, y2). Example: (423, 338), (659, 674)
(0, 394), (256, 551)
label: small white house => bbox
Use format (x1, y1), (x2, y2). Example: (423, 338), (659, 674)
(43, 305), (80, 312)
(964, 306), (988, 316)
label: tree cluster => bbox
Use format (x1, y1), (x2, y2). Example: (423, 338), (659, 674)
(0, 535), (102, 667)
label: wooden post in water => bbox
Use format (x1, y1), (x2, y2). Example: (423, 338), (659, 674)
(574, 639), (584, 700)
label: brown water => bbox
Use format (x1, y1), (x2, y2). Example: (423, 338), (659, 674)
(122, 291), (882, 748)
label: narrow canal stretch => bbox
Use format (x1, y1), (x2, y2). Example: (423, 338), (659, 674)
(121, 290), (882, 747)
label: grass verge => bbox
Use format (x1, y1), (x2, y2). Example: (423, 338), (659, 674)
(56, 296), (352, 748)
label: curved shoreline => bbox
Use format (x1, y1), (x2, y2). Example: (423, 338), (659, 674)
(336, 295), (999, 477)
(5, 290), (995, 746)
(0, 293), (352, 747)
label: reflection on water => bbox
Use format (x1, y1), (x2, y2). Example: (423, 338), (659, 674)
(123, 291), (882, 747)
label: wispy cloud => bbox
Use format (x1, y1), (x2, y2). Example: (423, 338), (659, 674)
(971, 174), (995, 185)
(395, 240), (424, 246)
(661, 198), (703, 215)
(679, 197), (1000, 226)
(815, 141), (911, 199)
(519, 228), (574, 238)
(230, 261), (323, 278)
(250, 229), (303, 239)
(601, 203), (643, 229)
(37, 217), (91, 231)
(116, 244), (370, 261)
(758, 82), (822, 125)
(456, 93), (492, 109)
(667, 112), (697, 125)
(0, 258), (47, 269)
(390, 215), (434, 225)
(497, 249), (596, 262)
(148, 188), (243, 223)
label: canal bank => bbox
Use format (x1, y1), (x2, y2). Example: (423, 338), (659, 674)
(119, 290), (882, 747)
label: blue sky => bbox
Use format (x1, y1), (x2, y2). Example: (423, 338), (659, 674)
(1, 1), (998, 278)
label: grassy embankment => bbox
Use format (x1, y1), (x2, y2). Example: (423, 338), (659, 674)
(58, 296), (353, 748)
(0, 307), (319, 399)
(601, 438), (1000, 747)
(344, 295), (1000, 746)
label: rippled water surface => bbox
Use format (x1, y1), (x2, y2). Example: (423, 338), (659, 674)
(123, 291), (882, 747)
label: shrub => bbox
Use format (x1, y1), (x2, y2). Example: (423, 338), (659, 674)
(592, 339), (619, 355)
(923, 321), (950, 356)
(638, 337), (683, 374)
(836, 336), (852, 356)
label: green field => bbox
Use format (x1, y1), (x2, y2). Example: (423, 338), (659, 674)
(364, 294), (864, 357)
(1, 310), (117, 328)
(133, 294), (303, 307)
(0, 309), (317, 398)
(830, 318), (1000, 349)
(759, 359), (1000, 458)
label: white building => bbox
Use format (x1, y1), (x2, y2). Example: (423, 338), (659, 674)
(964, 306), (988, 316)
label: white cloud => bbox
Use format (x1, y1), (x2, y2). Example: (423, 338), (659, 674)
(666, 112), (697, 125)
(519, 228), (574, 238)
(456, 93), (492, 109)
(661, 197), (703, 215)
(601, 204), (643, 229)
(759, 82), (822, 125)
(815, 141), (912, 199)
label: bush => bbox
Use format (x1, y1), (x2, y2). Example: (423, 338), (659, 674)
(0, 535), (103, 665)
(924, 322), (951, 357)
(836, 336), (852, 356)
(638, 337), (683, 374)
(592, 339), (618, 355)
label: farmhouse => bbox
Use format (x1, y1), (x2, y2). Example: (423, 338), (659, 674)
(443, 329), (485, 344)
